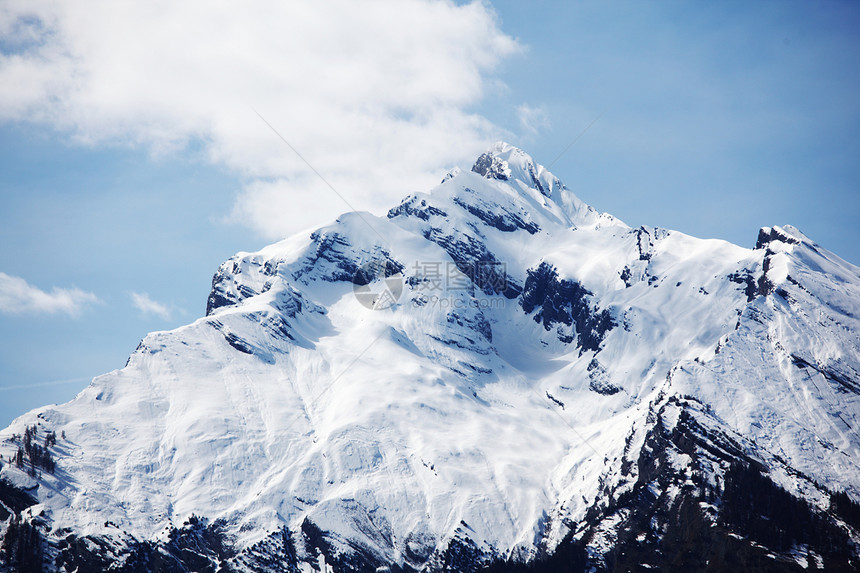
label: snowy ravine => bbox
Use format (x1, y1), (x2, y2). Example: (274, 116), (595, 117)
(2, 143), (860, 572)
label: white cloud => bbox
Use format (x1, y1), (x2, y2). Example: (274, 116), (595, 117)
(0, 0), (519, 239)
(0, 272), (99, 316)
(130, 292), (173, 321)
(516, 104), (550, 135)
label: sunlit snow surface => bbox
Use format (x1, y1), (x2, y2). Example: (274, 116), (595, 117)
(2, 143), (859, 567)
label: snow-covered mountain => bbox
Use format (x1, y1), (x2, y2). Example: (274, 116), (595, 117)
(2, 142), (860, 572)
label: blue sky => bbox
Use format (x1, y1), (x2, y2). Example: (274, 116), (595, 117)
(1, 0), (858, 426)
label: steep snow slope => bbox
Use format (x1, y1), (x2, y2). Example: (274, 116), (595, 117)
(2, 142), (859, 571)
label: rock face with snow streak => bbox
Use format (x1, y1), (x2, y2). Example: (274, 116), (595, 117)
(2, 142), (860, 572)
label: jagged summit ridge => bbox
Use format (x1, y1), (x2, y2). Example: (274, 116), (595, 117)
(471, 142), (559, 196)
(465, 141), (603, 228)
(1, 144), (860, 572)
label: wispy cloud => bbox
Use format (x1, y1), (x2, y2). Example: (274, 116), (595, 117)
(130, 292), (173, 321)
(0, 0), (519, 239)
(0, 272), (99, 317)
(516, 104), (550, 135)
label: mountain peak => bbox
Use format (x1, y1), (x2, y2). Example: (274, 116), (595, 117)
(755, 224), (809, 250)
(2, 144), (859, 571)
(463, 141), (607, 229)
(471, 142), (553, 197)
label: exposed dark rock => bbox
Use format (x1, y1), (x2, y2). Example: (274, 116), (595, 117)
(387, 195), (448, 221)
(292, 231), (404, 287)
(233, 527), (299, 572)
(587, 359), (622, 395)
(52, 515), (236, 573)
(298, 518), (405, 573)
(441, 168), (461, 184)
(209, 320), (275, 364)
(422, 227), (522, 299)
(524, 161), (551, 197)
(545, 392), (564, 409)
(446, 309), (493, 344)
(302, 231), (359, 283)
(0, 479), (37, 515)
(163, 515), (235, 571)
(206, 257), (280, 316)
(635, 227), (656, 261)
(207, 260), (242, 316)
(757, 249), (777, 297)
(756, 227), (800, 250)
(351, 258), (403, 287)
(539, 397), (860, 573)
(453, 195), (540, 235)
(472, 153), (510, 181)
(3, 401), (858, 573)
(435, 533), (490, 573)
(791, 354), (860, 395)
(520, 263), (615, 352)
(727, 270), (759, 302)
(619, 266), (633, 288)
